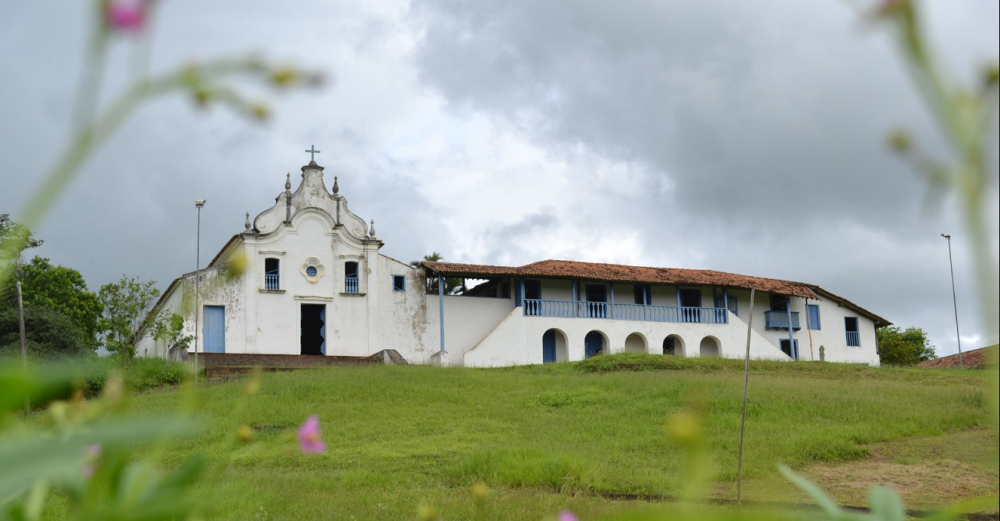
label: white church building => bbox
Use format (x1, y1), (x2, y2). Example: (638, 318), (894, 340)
(138, 157), (890, 367)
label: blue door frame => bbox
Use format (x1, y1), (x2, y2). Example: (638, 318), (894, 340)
(542, 330), (556, 363)
(585, 332), (603, 358)
(203, 305), (225, 353)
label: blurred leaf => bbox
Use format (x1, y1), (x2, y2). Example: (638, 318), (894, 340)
(868, 486), (905, 521)
(779, 465), (865, 521)
(0, 363), (100, 416)
(0, 416), (201, 499)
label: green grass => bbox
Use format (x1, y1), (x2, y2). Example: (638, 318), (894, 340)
(70, 354), (998, 520)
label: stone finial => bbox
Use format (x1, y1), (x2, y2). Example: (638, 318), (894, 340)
(369, 219), (376, 238)
(332, 175), (339, 195)
(245, 212), (251, 231)
(285, 173), (291, 191)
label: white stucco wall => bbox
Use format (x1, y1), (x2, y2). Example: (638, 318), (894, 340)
(463, 304), (790, 368)
(138, 161), (883, 369)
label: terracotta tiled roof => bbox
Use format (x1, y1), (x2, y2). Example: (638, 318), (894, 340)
(422, 259), (819, 299)
(918, 345), (997, 368)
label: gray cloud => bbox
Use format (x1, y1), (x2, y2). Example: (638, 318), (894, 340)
(2, 1), (997, 356)
(411, 0), (999, 351)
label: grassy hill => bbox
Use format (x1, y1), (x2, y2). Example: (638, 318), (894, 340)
(52, 355), (999, 520)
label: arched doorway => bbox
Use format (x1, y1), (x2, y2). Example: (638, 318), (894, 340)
(542, 329), (569, 363)
(663, 335), (684, 356)
(624, 333), (647, 354)
(699, 336), (720, 357)
(585, 331), (606, 358)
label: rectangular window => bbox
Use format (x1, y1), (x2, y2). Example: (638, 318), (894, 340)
(779, 339), (798, 359)
(769, 293), (788, 312)
(392, 275), (405, 292)
(586, 284), (607, 303)
(808, 304), (821, 330)
(633, 285), (651, 305)
(680, 289), (701, 308)
(845, 317), (860, 347)
(264, 258), (280, 290)
(345, 261), (359, 293)
(524, 280), (541, 301)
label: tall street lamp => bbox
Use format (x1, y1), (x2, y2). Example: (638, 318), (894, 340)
(195, 199), (206, 384)
(941, 233), (964, 369)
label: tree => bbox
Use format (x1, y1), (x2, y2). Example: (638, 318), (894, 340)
(0, 306), (92, 360)
(151, 312), (194, 360)
(0, 213), (43, 274)
(877, 326), (936, 366)
(410, 252), (464, 294)
(3, 256), (102, 349)
(98, 276), (161, 367)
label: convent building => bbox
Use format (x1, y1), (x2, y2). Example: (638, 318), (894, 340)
(138, 157), (889, 367)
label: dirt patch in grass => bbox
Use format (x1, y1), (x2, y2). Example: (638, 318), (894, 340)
(727, 429), (999, 512)
(805, 459), (993, 510)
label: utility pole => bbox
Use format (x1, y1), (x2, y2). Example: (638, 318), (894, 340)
(195, 200), (206, 384)
(941, 234), (964, 369)
(16, 281), (28, 414)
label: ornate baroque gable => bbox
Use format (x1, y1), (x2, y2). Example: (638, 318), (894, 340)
(252, 161), (370, 239)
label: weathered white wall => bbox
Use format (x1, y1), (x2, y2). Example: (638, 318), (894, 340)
(377, 256), (435, 363)
(139, 161), (883, 369)
(463, 304), (790, 367)
(726, 288), (880, 366)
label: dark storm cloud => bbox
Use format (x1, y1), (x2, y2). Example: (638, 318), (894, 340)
(1, 1), (996, 356)
(411, 0), (999, 350)
(1, 0), (445, 300)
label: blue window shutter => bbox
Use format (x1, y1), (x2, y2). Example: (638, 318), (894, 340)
(728, 297), (738, 316)
(808, 305), (821, 330)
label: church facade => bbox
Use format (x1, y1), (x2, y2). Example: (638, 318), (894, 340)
(138, 159), (889, 367)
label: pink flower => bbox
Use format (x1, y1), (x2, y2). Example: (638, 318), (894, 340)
(106, 2), (151, 32)
(82, 444), (102, 478)
(558, 511), (578, 521)
(297, 415), (326, 454)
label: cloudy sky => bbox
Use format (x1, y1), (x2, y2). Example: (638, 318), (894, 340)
(2, 0), (997, 355)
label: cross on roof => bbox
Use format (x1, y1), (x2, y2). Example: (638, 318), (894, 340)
(305, 145), (321, 162)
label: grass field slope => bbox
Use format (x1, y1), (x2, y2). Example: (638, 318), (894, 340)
(56, 354), (999, 520)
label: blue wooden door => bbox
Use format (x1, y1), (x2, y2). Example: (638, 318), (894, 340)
(203, 306), (225, 353)
(585, 331), (603, 358)
(542, 330), (556, 363)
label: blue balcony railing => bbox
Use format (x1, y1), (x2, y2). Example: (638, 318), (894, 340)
(522, 299), (727, 324)
(846, 331), (860, 347)
(765, 311), (800, 330)
(345, 276), (359, 294)
(264, 273), (279, 290)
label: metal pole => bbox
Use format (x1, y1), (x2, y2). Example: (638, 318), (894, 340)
(805, 299), (815, 361)
(195, 200), (205, 384)
(942, 234), (964, 368)
(737, 288), (756, 506)
(17, 281), (28, 414)
(438, 272), (446, 353)
(785, 297), (796, 360)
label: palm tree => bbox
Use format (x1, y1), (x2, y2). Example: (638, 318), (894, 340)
(410, 252), (464, 294)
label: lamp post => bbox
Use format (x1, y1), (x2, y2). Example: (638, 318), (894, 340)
(941, 233), (963, 369)
(195, 199), (206, 384)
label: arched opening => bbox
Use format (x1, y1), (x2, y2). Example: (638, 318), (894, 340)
(699, 336), (721, 358)
(663, 334), (684, 356)
(542, 329), (569, 363)
(624, 333), (647, 354)
(584, 331), (606, 358)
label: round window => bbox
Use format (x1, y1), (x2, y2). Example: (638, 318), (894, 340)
(306, 266), (318, 278)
